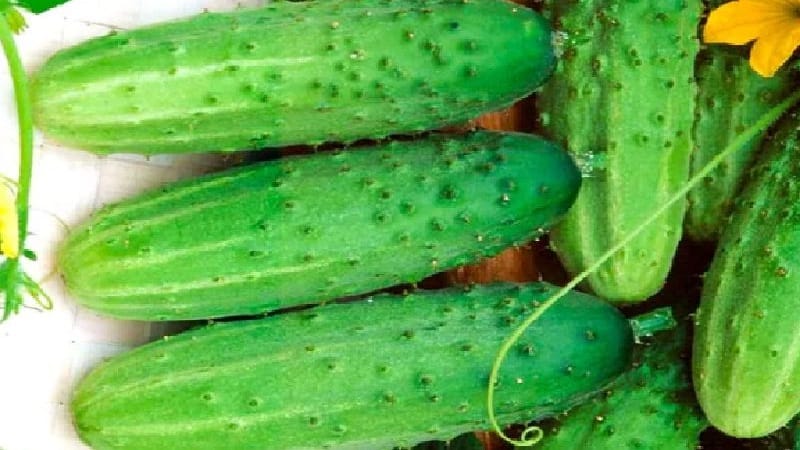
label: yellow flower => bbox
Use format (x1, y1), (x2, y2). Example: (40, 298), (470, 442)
(704, 0), (800, 77)
(0, 185), (18, 258)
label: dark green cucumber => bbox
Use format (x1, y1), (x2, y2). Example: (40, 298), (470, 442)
(72, 283), (633, 450)
(525, 321), (707, 450)
(32, 0), (554, 155)
(409, 433), (484, 450)
(539, 0), (701, 302)
(688, 38), (795, 241)
(693, 117), (800, 438)
(58, 131), (581, 321)
(795, 419), (799, 450)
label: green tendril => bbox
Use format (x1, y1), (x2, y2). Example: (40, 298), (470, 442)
(487, 89), (800, 446)
(0, 6), (50, 321)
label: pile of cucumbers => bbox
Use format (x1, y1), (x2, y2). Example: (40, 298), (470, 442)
(28, 0), (800, 449)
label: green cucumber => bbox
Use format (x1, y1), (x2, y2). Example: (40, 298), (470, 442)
(525, 320), (707, 450)
(58, 131), (581, 321)
(688, 39), (795, 241)
(72, 283), (634, 450)
(693, 117), (800, 438)
(539, 0), (701, 302)
(32, 0), (554, 155)
(795, 420), (799, 450)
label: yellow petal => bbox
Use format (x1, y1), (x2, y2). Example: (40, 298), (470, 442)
(0, 187), (18, 259)
(749, 21), (800, 76)
(704, 0), (798, 44)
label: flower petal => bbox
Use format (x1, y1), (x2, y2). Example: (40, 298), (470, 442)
(749, 21), (800, 76)
(704, 0), (798, 44)
(0, 187), (18, 258)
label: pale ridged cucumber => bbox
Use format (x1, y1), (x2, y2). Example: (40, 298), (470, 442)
(72, 283), (633, 450)
(58, 131), (581, 320)
(32, 0), (554, 154)
(688, 41), (795, 241)
(693, 117), (800, 438)
(539, 0), (701, 302)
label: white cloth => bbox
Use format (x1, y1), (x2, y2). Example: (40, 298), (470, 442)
(0, 2), (263, 448)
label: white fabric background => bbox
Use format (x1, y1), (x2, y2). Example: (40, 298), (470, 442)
(0, 2), (265, 448)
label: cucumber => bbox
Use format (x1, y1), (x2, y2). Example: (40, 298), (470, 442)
(525, 321), (707, 450)
(58, 131), (581, 321)
(539, 0), (701, 302)
(795, 420), (799, 450)
(693, 117), (800, 438)
(72, 283), (634, 450)
(31, 0), (554, 155)
(688, 40), (795, 241)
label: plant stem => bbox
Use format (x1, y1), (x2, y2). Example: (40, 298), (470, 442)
(0, 9), (43, 321)
(0, 10), (33, 254)
(629, 307), (676, 342)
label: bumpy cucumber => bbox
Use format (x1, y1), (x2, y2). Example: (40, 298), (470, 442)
(693, 117), (800, 438)
(526, 322), (707, 450)
(72, 283), (634, 450)
(32, 0), (554, 155)
(539, 0), (700, 302)
(688, 40), (795, 241)
(58, 131), (581, 321)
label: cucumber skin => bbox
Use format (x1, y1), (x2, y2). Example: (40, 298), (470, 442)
(72, 283), (633, 450)
(540, 0), (700, 302)
(32, 0), (554, 155)
(693, 118), (800, 438)
(527, 323), (707, 450)
(688, 45), (794, 241)
(58, 131), (581, 321)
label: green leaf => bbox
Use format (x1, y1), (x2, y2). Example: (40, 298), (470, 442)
(22, 248), (36, 261)
(1, 6), (26, 33)
(14, 0), (71, 14)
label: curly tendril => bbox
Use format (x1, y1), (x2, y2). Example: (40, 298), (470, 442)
(487, 90), (800, 446)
